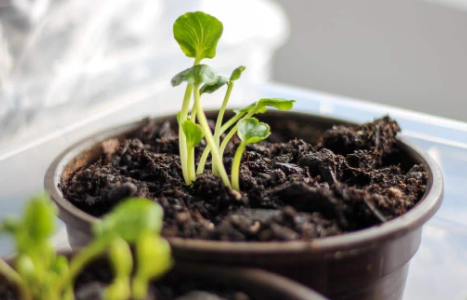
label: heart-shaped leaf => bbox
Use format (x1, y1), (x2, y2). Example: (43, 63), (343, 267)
(136, 235), (172, 280)
(238, 118), (270, 144)
(182, 120), (204, 148)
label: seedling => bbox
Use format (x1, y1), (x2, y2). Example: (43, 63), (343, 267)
(173, 11), (223, 185)
(231, 118), (271, 190)
(171, 11), (295, 190)
(172, 64), (231, 186)
(197, 66), (246, 175)
(0, 194), (171, 300)
(218, 98), (295, 159)
(197, 98), (294, 175)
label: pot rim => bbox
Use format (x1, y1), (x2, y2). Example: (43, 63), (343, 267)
(3, 250), (328, 300)
(44, 111), (444, 255)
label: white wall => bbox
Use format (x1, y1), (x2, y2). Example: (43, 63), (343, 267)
(273, 0), (467, 121)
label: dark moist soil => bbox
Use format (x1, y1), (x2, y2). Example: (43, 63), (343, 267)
(0, 260), (251, 300)
(60, 114), (428, 241)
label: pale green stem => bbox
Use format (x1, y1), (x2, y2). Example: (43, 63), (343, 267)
(179, 85), (193, 184)
(178, 58), (201, 184)
(43, 286), (61, 300)
(197, 110), (246, 175)
(187, 145), (196, 183)
(190, 103), (197, 122)
(106, 239), (132, 300)
(220, 111), (246, 134)
(194, 85), (231, 187)
(132, 278), (148, 300)
(196, 145), (210, 174)
(214, 82), (234, 145)
(219, 109), (259, 158)
(212, 82), (234, 175)
(0, 259), (32, 300)
(219, 126), (237, 158)
(231, 142), (246, 190)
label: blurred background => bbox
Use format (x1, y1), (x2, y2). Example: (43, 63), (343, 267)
(273, 0), (467, 122)
(0, 0), (466, 154)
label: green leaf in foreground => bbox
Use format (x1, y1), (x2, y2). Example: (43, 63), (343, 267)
(105, 238), (132, 300)
(173, 11), (223, 62)
(133, 234), (172, 299)
(23, 193), (57, 243)
(93, 198), (163, 242)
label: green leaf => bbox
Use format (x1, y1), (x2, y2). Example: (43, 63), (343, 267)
(235, 102), (266, 115)
(108, 238), (133, 278)
(105, 277), (131, 300)
(15, 255), (35, 280)
(52, 255), (69, 276)
(136, 235), (171, 279)
(171, 64), (218, 87)
(235, 98), (294, 114)
(182, 120), (204, 148)
(200, 76), (228, 94)
(191, 64), (218, 86)
(257, 98), (295, 111)
(230, 66), (246, 81)
(171, 68), (191, 87)
(105, 239), (132, 300)
(173, 11), (223, 62)
(93, 198), (163, 243)
(238, 118), (270, 144)
(23, 194), (57, 242)
(133, 234), (172, 299)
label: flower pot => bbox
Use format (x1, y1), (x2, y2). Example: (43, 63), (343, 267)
(45, 111), (444, 300)
(2, 250), (326, 300)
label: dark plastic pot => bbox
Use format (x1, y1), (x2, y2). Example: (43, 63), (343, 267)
(3, 250), (326, 300)
(45, 111), (444, 300)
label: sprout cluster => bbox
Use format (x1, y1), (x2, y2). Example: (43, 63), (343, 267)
(0, 195), (171, 300)
(172, 11), (295, 190)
